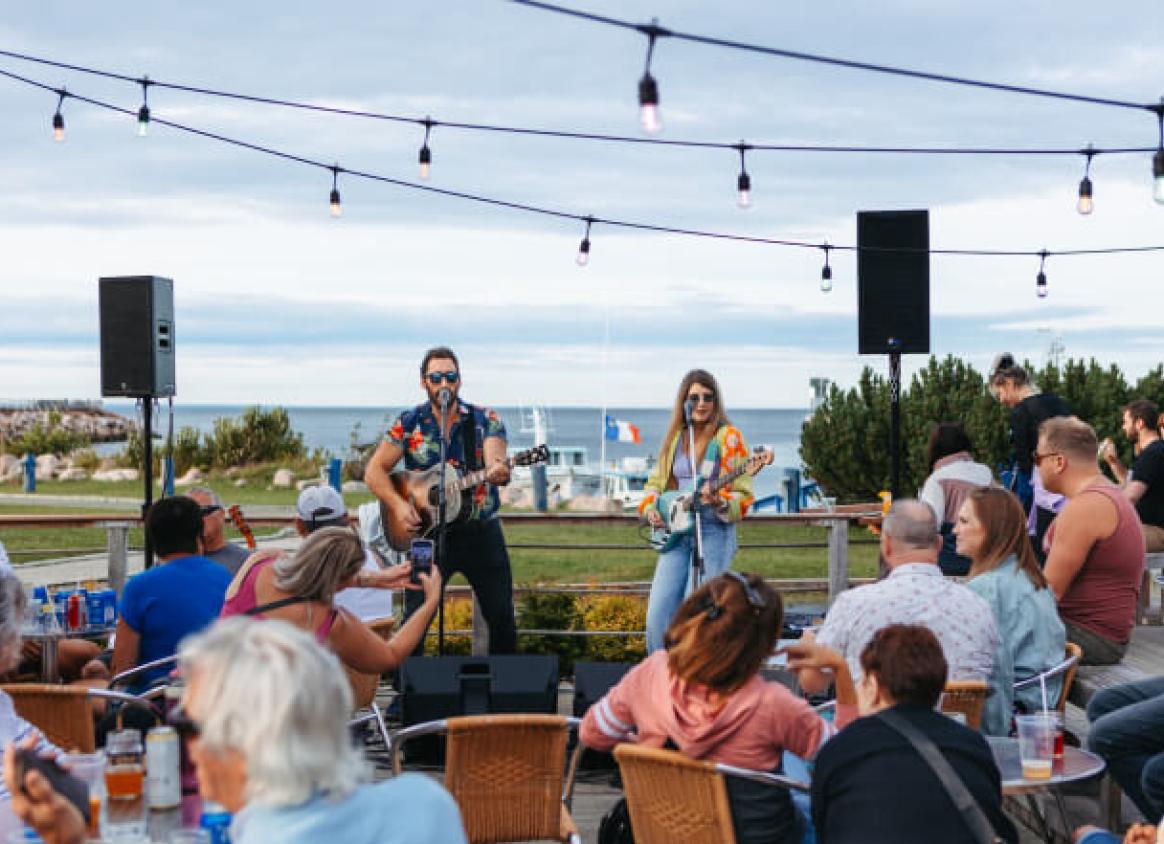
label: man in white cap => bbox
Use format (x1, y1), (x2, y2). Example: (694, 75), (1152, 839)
(295, 485), (396, 623)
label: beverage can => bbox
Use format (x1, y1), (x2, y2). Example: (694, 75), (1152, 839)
(52, 592), (68, 629)
(86, 592), (104, 629)
(102, 589), (118, 626)
(66, 594), (82, 633)
(199, 799), (232, 844)
(146, 726), (181, 809)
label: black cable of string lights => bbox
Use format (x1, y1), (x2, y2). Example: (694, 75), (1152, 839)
(4, 65), (1164, 267)
(0, 47), (1154, 160)
(505, 0), (1159, 114)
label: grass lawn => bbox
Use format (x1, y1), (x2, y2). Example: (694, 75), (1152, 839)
(2, 503), (879, 587)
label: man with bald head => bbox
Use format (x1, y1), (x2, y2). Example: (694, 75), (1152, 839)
(796, 499), (999, 695)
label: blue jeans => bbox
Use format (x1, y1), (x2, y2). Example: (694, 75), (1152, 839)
(1087, 675), (1164, 823)
(645, 507), (738, 653)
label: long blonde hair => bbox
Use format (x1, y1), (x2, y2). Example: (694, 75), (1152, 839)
(273, 526), (365, 603)
(657, 369), (730, 466)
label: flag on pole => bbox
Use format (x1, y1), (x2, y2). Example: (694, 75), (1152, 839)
(604, 414), (641, 444)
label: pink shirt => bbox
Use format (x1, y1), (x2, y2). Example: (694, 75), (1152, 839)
(580, 651), (854, 771)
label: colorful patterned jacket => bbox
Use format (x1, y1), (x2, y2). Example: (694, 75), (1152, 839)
(639, 424), (754, 523)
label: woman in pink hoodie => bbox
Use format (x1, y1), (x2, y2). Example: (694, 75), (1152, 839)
(581, 571), (856, 844)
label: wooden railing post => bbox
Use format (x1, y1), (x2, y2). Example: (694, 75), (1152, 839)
(106, 522), (130, 596)
(826, 516), (849, 608)
(471, 594), (489, 656)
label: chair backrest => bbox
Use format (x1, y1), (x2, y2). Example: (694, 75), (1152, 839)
(940, 680), (989, 730)
(1057, 642), (1082, 713)
(613, 743), (737, 844)
(2, 684), (95, 753)
(444, 714), (571, 844)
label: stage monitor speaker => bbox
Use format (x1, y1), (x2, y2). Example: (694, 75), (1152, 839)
(400, 655), (559, 762)
(572, 661), (634, 769)
(857, 210), (930, 355)
(99, 275), (175, 398)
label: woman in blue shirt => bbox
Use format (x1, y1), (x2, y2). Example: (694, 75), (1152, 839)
(953, 486), (1066, 735)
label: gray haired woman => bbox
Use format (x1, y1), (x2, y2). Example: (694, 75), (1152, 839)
(0, 572), (57, 837)
(220, 526), (440, 674)
(8, 617), (467, 844)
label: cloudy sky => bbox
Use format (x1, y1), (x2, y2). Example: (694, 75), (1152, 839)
(1, 1), (1162, 408)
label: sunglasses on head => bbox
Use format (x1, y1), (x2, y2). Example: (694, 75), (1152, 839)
(426, 370), (460, 385)
(168, 706), (202, 741)
(687, 391), (715, 405)
(722, 571), (766, 610)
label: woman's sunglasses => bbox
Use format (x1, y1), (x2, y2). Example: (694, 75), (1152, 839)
(426, 371), (460, 385)
(686, 391), (715, 404)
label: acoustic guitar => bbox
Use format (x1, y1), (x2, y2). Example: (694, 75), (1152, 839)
(227, 503), (257, 550)
(383, 444), (549, 551)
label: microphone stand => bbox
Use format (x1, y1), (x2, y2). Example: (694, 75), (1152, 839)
(436, 390), (451, 656)
(686, 403), (706, 590)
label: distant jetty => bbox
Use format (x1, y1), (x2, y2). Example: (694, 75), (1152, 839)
(0, 400), (136, 444)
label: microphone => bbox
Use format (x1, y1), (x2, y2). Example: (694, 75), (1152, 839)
(684, 398), (696, 423)
(438, 388), (451, 410)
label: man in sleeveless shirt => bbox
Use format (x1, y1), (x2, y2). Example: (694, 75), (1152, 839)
(1038, 417), (1146, 665)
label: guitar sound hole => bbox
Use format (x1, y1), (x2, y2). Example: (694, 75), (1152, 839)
(427, 487), (440, 507)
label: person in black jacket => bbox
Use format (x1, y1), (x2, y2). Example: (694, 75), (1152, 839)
(989, 353), (1071, 560)
(810, 624), (1018, 844)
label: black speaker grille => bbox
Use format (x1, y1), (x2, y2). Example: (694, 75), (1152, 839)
(857, 210), (930, 355)
(99, 276), (175, 397)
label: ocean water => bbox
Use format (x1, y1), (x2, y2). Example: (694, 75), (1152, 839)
(104, 403), (810, 501)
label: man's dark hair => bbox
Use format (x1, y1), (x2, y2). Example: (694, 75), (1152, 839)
(419, 346), (460, 377)
(1125, 399), (1159, 432)
(146, 496), (203, 557)
(926, 422), (974, 473)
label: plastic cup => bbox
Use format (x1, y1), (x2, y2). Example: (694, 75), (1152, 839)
(61, 751), (104, 840)
(1016, 713), (1056, 779)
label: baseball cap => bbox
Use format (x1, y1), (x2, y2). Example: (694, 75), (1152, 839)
(296, 485), (348, 527)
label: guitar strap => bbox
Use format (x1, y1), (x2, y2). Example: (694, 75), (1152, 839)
(460, 406), (481, 471)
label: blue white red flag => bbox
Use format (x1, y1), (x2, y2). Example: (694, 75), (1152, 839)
(604, 415), (641, 444)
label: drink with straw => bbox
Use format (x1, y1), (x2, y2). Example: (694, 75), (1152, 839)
(1015, 714), (1056, 780)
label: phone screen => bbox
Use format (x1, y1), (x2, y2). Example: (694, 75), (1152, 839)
(410, 539), (434, 584)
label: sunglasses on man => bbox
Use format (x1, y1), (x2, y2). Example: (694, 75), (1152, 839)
(426, 371), (460, 385)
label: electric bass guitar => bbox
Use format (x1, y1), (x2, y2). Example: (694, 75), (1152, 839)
(648, 447), (774, 553)
(383, 444), (549, 552)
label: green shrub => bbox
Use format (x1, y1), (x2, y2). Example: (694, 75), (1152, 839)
(518, 591), (586, 674)
(580, 594), (647, 663)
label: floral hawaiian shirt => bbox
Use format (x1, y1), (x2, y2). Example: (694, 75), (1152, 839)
(385, 401), (507, 521)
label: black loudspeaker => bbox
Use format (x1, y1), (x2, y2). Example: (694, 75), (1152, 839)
(857, 210), (930, 355)
(99, 276), (176, 397)
(572, 661), (634, 769)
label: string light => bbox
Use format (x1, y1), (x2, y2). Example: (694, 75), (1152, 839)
(637, 21), (668, 134)
(51, 89), (65, 142)
(576, 216), (593, 266)
(329, 165), (342, 217)
(136, 76), (151, 137)
(1153, 104), (1164, 205)
(418, 117), (433, 180)
(735, 142), (752, 209)
(1077, 145), (1094, 215)
(820, 244), (833, 292)
(1036, 250), (1048, 298)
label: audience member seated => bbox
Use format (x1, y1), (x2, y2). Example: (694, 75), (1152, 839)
(581, 571), (857, 844)
(811, 624), (1018, 844)
(221, 526), (438, 675)
(919, 422), (994, 576)
(1038, 417), (1145, 665)
(796, 500), (998, 697)
(0, 571), (58, 839)
(112, 496), (233, 689)
(295, 485), (395, 623)
(189, 487), (251, 575)
(4, 617), (468, 844)
(1100, 399), (1164, 553)
(954, 487), (1066, 735)
(1085, 676), (1164, 825)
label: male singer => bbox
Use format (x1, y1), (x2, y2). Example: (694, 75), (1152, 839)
(364, 346), (517, 654)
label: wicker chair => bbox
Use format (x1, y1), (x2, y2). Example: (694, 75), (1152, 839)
(1013, 642), (1081, 713)
(390, 714), (581, 844)
(0, 685), (160, 753)
(940, 680), (989, 730)
(345, 617), (396, 753)
(613, 743), (810, 844)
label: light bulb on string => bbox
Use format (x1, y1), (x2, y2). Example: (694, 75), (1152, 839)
(329, 165), (342, 218)
(136, 77), (151, 137)
(636, 21), (668, 134)
(576, 217), (593, 267)
(1077, 145), (1095, 215)
(418, 117), (433, 180)
(51, 90), (66, 142)
(1036, 251), (1048, 298)
(735, 143), (752, 209)
(820, 244), (833, 293)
